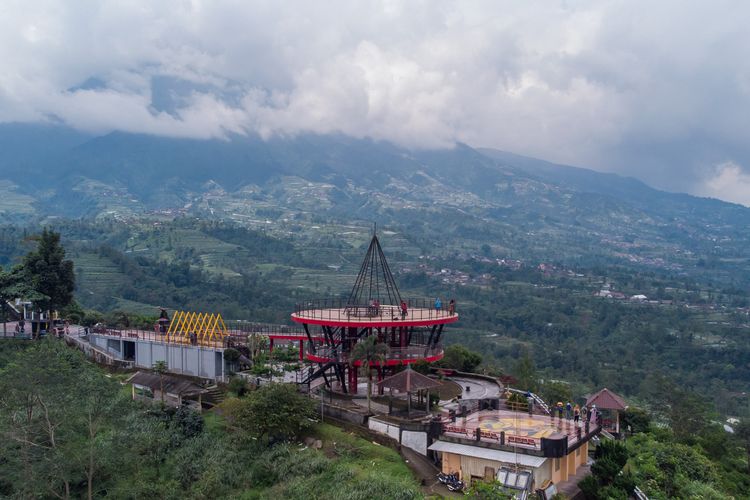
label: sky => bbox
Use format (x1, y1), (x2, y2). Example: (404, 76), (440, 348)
(2, 1), (750, 204)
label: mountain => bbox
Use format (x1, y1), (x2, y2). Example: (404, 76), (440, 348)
(1, 123), (749, 283)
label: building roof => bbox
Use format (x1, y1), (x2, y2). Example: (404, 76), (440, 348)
(377, 365), (442, 393)
(586, 388), (628, 410)
(126, 371), (207, 397)
(428, 440), (548, 469)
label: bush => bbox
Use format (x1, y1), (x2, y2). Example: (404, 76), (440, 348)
(621, 407), (651, 434)
(173, 406), (204, 438)
(578, 474), (600, 500)
(591, 457), (623, 485)
(228, 376), (249, 397)
(222, 383), (316, 441)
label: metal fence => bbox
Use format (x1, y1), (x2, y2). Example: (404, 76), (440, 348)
(293, 297), (457, 321)
(306, 343), (443, 363)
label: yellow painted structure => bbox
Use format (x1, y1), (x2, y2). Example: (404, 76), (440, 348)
(167, 311), (227, 345)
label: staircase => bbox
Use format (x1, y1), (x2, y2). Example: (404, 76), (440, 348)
(202, 385), (226, 406)
(506, 388), (551, 415)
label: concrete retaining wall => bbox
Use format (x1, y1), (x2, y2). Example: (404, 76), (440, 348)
(401, 429), (428, 456)
(368, 417), (430, 456)
(323, 403), (368, 425)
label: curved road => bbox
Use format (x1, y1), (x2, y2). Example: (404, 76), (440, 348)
(449, 376), (503, 400)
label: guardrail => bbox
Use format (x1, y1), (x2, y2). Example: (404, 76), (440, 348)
(293, 297), (457, 322)
(307, 343), (443, 363)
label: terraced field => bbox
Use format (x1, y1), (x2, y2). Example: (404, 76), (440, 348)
(72, 251), (131, 299)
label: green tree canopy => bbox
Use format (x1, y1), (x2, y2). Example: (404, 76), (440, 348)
(350, 335), (388, 414)
(438, 344), (482, 372)
(222, 383), (316, 442)
(22, 229), (75, 312)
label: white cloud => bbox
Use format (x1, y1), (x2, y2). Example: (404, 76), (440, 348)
(1, 1), (750, 201)
(700, 162), (750, 207)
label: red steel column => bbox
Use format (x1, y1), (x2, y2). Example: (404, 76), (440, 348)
(299, 340), (304, 360)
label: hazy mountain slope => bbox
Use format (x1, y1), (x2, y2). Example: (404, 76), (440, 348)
(1, 123), (749, 281)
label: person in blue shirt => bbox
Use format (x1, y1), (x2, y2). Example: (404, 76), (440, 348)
(435, 297), (442, 313)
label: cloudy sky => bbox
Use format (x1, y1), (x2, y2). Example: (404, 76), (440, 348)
(2, 1), (750, 204)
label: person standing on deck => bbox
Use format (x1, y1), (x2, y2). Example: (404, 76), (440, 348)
(435, 297), (442, 313)
(566, 402), (572, 420)
(400, 300), (408, 318)
(574, 404), (581, 424)
(449, 299), (456, 315)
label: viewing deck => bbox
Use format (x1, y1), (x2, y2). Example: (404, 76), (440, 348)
(292, 298), (459, 327)
(442, 409), (600, 452)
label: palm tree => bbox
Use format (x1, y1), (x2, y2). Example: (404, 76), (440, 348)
(152, 360), (168, 404)
(350, 335), (388, 414)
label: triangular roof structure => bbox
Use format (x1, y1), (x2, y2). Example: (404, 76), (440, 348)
(377, 365), (442, 393)
(586, 388), (627, 410)
(126, 371), (207, 397)
(347, 231), (402, 306)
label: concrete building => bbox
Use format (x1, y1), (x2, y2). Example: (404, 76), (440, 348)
(429, 408), (599, 492)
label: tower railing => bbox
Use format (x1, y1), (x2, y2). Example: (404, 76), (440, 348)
(306, 343), (444, 363)
(293, 297), (457, 322)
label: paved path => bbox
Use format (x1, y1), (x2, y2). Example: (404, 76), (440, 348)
(401, 445), (463, 498)
(556, 463), (590, 499)
(450, 376), (503, 399)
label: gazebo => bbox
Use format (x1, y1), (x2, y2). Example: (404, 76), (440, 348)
(377, 365), (442, 416)
(586, 388), (628, 434)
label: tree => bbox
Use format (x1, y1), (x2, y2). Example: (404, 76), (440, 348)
(621, 407), (651, 434)
(735, 419), (750, 473)
(539, 380), (572, 407)
(0, 265), (47, 337)
(514, 352), (538, 392)
(438, 344), (482, 372)
(22, 229), (75, 320)
(222, 383), (316, 442)
(0, 340), (125, 499)
(350, 335), (388, 414)
(152, 360), (168, 404)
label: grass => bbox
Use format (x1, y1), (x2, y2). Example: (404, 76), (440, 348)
(255, 422), (423, 500)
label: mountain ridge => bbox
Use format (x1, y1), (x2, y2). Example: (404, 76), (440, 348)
(1, 122), (749, 283)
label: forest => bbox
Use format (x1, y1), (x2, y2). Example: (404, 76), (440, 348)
(0, 340), (421, 499)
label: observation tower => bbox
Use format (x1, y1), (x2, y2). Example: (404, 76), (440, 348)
(292, 232), (458, 393)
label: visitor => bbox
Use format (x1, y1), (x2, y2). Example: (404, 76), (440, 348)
(158, 307), (169, 334)
(566, 401), (572, 420)
(373, 298), (380, 316)
(574, 404), (580, 424)
(435, 297), (442, 313)
(557, 402), (564, 419)
(18, 319), (25, 333)
(449, 298), (456, 315)
(400, 300), (408, 318)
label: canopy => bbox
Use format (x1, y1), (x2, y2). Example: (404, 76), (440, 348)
(127, 371), (207, 397)
(377, 365), (442, 393)
(586, 388), (627, 411)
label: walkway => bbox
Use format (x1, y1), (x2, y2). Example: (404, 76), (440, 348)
(401, 444), (463, 498)
(555, 463), (590, 499)
(450, 376), (503, 399)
